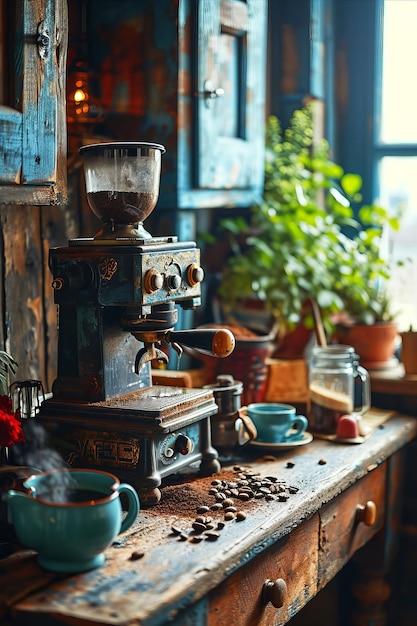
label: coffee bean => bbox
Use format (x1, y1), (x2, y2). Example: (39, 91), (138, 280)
(222, 498), (235, 507)
(189, 535), (204, 543)
(286, 461), (295, 468)
(179, 533), (188, 541)
(210, 503), (223, 511)
(318, 458), (327, 465)
(236, 511), (247, 522)
(260, 486), (271, 494)
(197, 505), (211, 514)
(224, 506), (237, 513)
(195, 515), (206, 524)
(192, 522), (207, 534)
(205, 531), (220, 541)
(171, 526), (182, 536)
(224, 511), (235, 521)
(130, 550), (145, 560)
(288, 486), (299, 493)
(211, 479), (222, 486)
(278, 494), (289, 501)
(217, 521), (226, 530)
(208, 488), (218, 495)
(238, 493), (250, 501)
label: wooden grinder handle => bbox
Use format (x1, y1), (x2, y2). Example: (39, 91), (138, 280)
(168, 328), (235, 358)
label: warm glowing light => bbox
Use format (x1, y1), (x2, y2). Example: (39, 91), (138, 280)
(73, 88), (88, 103)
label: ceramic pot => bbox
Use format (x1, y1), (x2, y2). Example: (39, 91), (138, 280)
(335, 322), (398, 369)
(400, 332), (417, 375)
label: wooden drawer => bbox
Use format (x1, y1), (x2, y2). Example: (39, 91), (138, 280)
(207, 515), (320, 626)
(318, 461), (386, 589)
(207, 464), (386, 626)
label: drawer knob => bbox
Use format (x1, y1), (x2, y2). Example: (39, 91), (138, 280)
(262, 578), (287, 608)
(356, 500), (377, 526)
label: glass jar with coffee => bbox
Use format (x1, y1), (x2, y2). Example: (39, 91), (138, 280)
(308, 345), (370, 435)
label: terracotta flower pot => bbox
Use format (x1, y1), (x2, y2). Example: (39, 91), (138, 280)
(335, 322), (398, 369)
(400, 332), (417, 376)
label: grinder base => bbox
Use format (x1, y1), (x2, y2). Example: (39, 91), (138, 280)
(39, 386), (221, 507)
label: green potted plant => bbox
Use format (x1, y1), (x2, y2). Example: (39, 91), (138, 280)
(205, 104), (401, 360)
(331, 214), (401, 367)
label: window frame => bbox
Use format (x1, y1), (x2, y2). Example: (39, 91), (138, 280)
(0, 0), (68, 206)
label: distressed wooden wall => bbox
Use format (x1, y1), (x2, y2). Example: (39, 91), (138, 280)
(0, 156), (103, 390)
(0, 200), (76, 392)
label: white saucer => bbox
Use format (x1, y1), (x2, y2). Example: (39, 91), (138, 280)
(249, 431), (313, 449)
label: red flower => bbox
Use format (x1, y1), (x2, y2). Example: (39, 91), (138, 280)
(0, 395), (25, 447)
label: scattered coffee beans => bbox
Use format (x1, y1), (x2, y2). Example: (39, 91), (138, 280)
(170, 466), (299, 545)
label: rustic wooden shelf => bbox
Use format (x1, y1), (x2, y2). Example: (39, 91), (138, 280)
(369, 364), (417, 396)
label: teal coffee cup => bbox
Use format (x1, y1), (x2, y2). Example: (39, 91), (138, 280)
(3, 469), (140, 573)
(247, 403), (308, 443)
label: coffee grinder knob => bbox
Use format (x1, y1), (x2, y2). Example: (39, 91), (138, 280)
(187, 263), (205, 287)
(144, 269), (164, 293)
(174, 434), (194, 455)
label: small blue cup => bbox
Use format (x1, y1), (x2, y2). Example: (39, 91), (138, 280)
(247, 403), (308, 443)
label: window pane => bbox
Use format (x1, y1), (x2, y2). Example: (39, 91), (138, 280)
(379, 156), (417, 331)
(381, 1), (417, 143)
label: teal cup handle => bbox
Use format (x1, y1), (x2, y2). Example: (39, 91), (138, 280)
(119, 483), (140, 533)
(286, 415), (308, 441)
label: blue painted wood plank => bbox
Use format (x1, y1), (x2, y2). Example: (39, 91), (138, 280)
(0, 106), (22, 183)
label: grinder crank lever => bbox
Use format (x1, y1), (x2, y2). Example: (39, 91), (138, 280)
(165, 328), (235, 358)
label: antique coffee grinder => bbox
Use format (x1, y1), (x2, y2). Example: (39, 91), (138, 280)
(39, 142), (235, 506)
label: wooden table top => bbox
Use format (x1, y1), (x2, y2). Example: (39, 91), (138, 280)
(1, 414), (417, 626)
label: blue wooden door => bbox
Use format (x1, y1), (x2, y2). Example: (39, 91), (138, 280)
(197, 0), (267, 194)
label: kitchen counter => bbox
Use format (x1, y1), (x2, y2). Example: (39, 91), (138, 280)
(1, 413), (416, 626)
